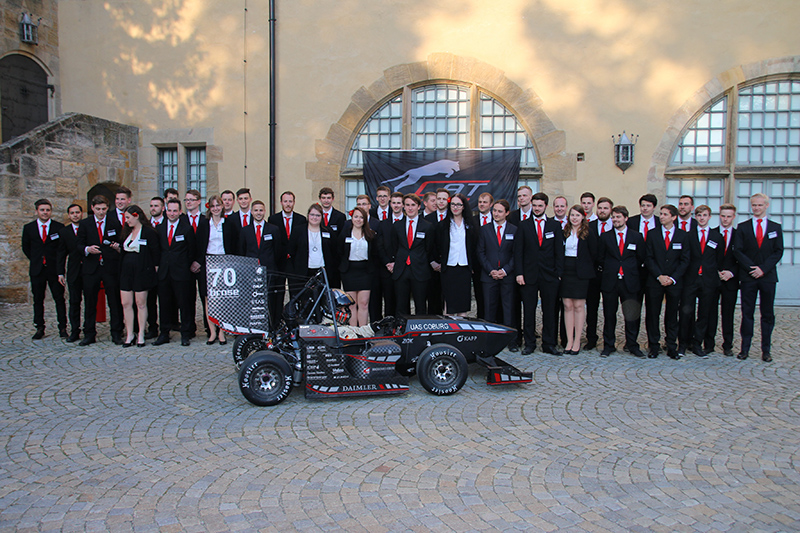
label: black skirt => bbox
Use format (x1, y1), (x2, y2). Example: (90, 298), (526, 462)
(560, 256), (588, 299)
(119, 253), (157, 292)
(441, 265), (472, 314)
(341, 260), (372, 292)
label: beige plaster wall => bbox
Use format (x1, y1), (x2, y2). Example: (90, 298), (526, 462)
(58, 0), (800, 211)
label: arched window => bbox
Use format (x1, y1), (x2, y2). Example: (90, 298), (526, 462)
(344, 83), (540, 209)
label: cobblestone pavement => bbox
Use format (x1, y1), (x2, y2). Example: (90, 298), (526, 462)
(1, 301), (799, 532)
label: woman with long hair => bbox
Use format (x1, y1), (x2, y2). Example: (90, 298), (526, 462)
(338, 206), (376, 326)
(290, 203), (338, 284)
(559, 205), (598, 354)
(432, 193), (478, 316)
(119, 204), (160, 347)
(201, 194), (237, 344)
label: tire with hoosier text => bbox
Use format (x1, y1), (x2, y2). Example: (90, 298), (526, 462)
(238, 351), (293, 406)
(232, 334), (268, 369)
(415, 344), (468, 396)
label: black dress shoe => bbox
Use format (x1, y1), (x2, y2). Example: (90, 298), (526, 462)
(59, 328), (69, 338)
(600, 348), (613, 358)
(694, 347), (707, 357)
(145, 329), (159, 340)
(723, 348), (734, 357)
(111, 335), (123, 346)
(67, 331), (80, 342)
(153, 336), (170, 346)
(78, 337), (96, 346)
(542, 346), (563, 356)
(762, 353), (772, 362)
(667, 350), (680, 360)
(32, 327), (45, 340)
(181, 338), (191, 347)
(508, 344), (520, 353)
(630, 347), (646, 358)
(584, 340), (597, 351)
(521, 346), (534, 355)
(737, 352), (749, 360)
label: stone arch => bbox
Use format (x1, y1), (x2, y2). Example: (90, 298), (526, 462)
(648, 55), (800, 198)
(307, 53), (571, 193)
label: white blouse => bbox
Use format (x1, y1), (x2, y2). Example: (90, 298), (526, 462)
(349, 235), (369, 261)
(447, 220), (469, 267)
(308, 230), (325, 268)
(565, 231), (579, 257)
(207, 217), (225, 255)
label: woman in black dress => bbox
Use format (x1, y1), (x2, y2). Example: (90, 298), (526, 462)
(560, 205), (598, 355)
(432, 193), (477, 316)
(119, 205), (160, 347)
(338, 206), (376, 326)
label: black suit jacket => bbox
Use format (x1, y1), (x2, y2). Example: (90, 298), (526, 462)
(733, 219), (783, 283)
(121, 225), (161, 287)
(507, 208), (533, 227)
(597, 228), (646, 293)
(477, 222), (517, 282)
(156, 218), (196, 282)
(76, 215), (123, 275)
(240, 221), (282, 272)
(337, 228), (378, 274)
(322, 208), (346, 237)
(627, 214), (661, 238)
(377, 217), (404, 266)
(57, 224), (83, 283)
(195, 215), (237, 262)
(645, 227), (691, 286)
(267, 211), (308, 268)
(716, 226), (738, 274)
(513, 217), (564, 284)
(559, 230), (598, 280)
(677, 217), (698, 233)
(22, 219), (65, 277)
(289, 226), (338, 275)
(389, 216), (434, 281)
(432, 217), (478, 273)
(684, 226), (725, 288)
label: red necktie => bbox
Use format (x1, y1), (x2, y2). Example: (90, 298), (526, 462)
(439, 213), (444, 222)
(406, 220), (413, 265)
(285, 217), (291, 239)
(483, 215), (488, 226)
(497, 225), (502, 247)
(41, 223), (47, 243)
(522, 212), (528, 221)
(664, 230), (671, 250)
(536, 219), (543, 246)
(256, 224), (262, 249)
(324, 212), (329, 226)
(723, 229), (729, 254)
(97, 220), (103, 242)
(242, 214), (248, 227)
(382, 210), (387, 220)
(600, 221), (606, 234)
(191, 215), (197, 233)
(168, 224), (174, 246)
(153, 219), (159, 228)
(756, 219), (763, 247)
(681, 221), (687, 232)
(618, 232), (625, 276)
(73, 226), (78, 236)
(643, 222), (648, 241)
(699, 229), (706, 274)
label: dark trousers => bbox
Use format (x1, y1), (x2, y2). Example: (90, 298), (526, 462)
(709, 279), (738, 351)
(473, 270), (485, 319)
(146, 288), (159, 334)
(83, 268), (123, 339)
(158, 278), (193, 338)
(192, 270), (209, 335)
(688, 277), (718, 350)
(67, 277), (82, 333)
(512, 284), (524, 347)
(30, 270), (66, 329)
(369, 270), (395, 321)
(394, 271), (428, 315)
(646, 283), (681, 353)
(483, 278), (514, 325)
(521, 279), (559, 349)
(679, 280), (698, 349)
(427, 272), (443, 315)
(585, 277), (602, 345)
(601, 278), (641, 352)
(739, 278), (776, 354)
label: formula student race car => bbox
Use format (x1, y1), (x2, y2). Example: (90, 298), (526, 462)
(206, 256), (531, 406)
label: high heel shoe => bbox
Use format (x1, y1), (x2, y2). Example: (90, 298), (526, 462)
(123, 339), (135, 348)
(137, 340), (146, 347)
(206, 337), (217, 345)
(219, 338), (227, 345)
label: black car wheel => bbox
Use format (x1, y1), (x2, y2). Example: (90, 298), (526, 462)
(232, 335), (268, 369)
(238, 351), (293, 406)
(416, 344), (468, 396)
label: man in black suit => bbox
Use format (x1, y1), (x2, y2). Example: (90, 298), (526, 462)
(422, 188), (449, 315)
(113, 186), (132, 228)
(585, 197), (614, 350)
(76, 195), (124, 345)
(184, 189), (207, 338)
(506, 185), (534, 351)
(389, 193), (434, 315)
(626, 193), (660, 354)
(734, 193), (784, 362)
(472, 192), (495, 320)
(645, 204), (690, 359)
(145, 197), (165, 339)
(677, 195), (698, 233)
(374, 192), (405, 320)
(597, 206), (647, 358)
(709, 204), (738, 357)
(477, 200), (516, 333)
(57, 203), (85, 342)
(240, 200), (283, 326)
(680, 205), (725, 357)
(370, 186), (392, 222)
(318, 187), (346, 237)
(267, 191), (308, 312)
(22, 198), (67, 340)
(514, 192), (564, 355)
(154, 199), (197, 346)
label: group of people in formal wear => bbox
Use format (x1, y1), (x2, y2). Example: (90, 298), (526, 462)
(23, 182), (783, 362)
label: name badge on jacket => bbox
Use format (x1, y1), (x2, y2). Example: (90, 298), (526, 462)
(505, 234), (514, 240)
(175, 235), (185, 242)
(321, 232), (330, 239)
(768, 231), (778, 239)
(345, 237), (354, 244)
(707, 241), (717, 249)
(50, 234), (60, 241)
(108, 229), (117, 236)
(673, 242), (682, 249)
(545, 232), (554, 239)
(416, 232), (426, 239)
(263, 234), (273, 241)
(627, 243), (636, 250)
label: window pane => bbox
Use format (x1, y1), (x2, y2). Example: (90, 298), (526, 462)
(666, 178), (725, 227)
(185, 147), (207, 203)
(737, 80), (800, 166)
(157, 147), (178, 195)
(347, 94), (403, 168)
(671, 97), (727, 166)
(479, 92), (539, 168)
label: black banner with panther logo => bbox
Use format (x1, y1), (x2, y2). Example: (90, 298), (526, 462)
(363, 148), (521, 210)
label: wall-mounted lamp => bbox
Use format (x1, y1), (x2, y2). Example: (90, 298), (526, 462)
(612, 131), (638, 173)
(20, 13), (41, 45)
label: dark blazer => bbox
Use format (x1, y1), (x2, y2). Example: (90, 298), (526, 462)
(597, 228), (647, 293)
(513, 217), (564, 284)
(432, 217), (478, 273)
(186, 212), (207, 263)
(677, 217), (698, 233)
(507, 208), (533, 227)
(342, 216), (380, 233)
(733, 218), (784, 283)
(338, 228), (378, 274)
(156, 217), (197, 282)
(196, 215), (237, 262)
(477, 222), (517, 282)
(267, 211), (308, 268)
(22, 219), (65, 277)
(389, 216), (434, 281)
(716, 226), (738, 274)
(76, 215), (123, 275)
(627, 214), (661, 238)
(322, 208), (346, 236)
(57, 224), (83, 283)
(240, 221), (283, 272)
(121, 225), (161, 286)
(645, 227), (691, 286)
(684, 226), (725, 288)
(371, 206), (391, 223)
(288, 226), (338, 276)
(559, 230), (598, 280)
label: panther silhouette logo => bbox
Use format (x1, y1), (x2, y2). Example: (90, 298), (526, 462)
(382, 160), (461, 190)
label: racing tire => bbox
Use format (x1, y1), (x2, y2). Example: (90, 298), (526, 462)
(232, 335), (268, 369)
(416, 344), (468, 396)
(238, 351), (294, 406)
